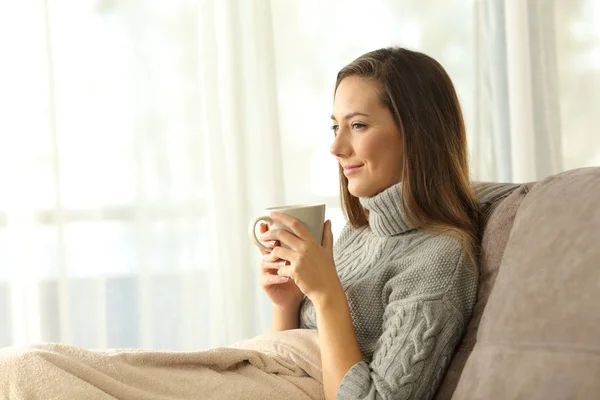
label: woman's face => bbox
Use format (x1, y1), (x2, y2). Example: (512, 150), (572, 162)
(330, 76), (404, 198)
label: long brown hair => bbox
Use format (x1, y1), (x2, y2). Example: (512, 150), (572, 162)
(335, 47), (479, 255)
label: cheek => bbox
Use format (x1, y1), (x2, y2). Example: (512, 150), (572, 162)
(354, 135), (383, 165)
(364, 136), (403, 181)
(360, 137), (396, 171)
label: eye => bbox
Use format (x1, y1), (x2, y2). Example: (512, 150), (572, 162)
(351, 122), (366, 130)
(330, 124), (339, 133)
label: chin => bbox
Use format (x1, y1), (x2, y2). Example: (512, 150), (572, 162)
(348, 178), (398, 198)
(348, 181), (377, 198)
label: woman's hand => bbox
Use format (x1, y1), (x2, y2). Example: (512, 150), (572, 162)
(262, 214), (360, 398)
(259, 212), (344, 306)
(257, 223), (304, 310)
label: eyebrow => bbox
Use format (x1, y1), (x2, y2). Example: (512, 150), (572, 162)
(330, 112), (370, 121)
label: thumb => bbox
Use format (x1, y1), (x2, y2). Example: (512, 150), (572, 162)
(321, 220), (334, 250)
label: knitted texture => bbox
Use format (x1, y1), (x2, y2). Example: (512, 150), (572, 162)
(299, 183), (478, 400)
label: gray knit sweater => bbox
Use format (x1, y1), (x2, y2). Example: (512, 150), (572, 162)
(299, 183), (478, 400)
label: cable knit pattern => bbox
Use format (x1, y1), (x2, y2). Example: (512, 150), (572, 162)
(299, 183), (478, 400)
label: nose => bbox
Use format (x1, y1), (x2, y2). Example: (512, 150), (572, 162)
(330, 130), (351, 158)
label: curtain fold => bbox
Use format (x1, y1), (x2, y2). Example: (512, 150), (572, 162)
(474, 0), (572, 182)
(198, 0), (284, 345)
(527, 0), (563, 178)
(474, 0), (512, 182)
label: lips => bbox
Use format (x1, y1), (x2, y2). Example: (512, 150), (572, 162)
(343, 164), (363, 175)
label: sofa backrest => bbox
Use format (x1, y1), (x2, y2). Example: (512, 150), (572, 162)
(446, 167), (600, 399)
(435, 180), (525, 399)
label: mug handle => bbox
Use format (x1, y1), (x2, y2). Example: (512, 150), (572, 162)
(248, 215), (274, 251)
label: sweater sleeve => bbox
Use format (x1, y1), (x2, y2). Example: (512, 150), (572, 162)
(336, 249), (477, 400)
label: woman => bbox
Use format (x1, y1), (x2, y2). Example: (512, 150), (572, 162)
(258, 47), (479, 400)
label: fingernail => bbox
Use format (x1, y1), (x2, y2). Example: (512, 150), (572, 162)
(278, 260), (287, 267)
(279, 276), (289, 282)
(262, 254), (270, 260)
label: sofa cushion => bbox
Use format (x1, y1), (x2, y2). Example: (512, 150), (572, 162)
(435, 181), (526, 399)
(451, 167), (600, 399)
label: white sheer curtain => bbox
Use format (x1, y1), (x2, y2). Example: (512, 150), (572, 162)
(0, 0), (598, 350)
(197, 0), (285, 345)
(0, 0), (281, 350)
(474, 0), (600, 182)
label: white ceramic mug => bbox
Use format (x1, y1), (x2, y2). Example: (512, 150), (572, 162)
(248, 204), (326, 251)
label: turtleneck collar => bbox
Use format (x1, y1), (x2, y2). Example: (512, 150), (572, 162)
(359, 182), (417, 236)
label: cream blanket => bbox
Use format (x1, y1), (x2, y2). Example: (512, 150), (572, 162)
(0, 329), (324, 400)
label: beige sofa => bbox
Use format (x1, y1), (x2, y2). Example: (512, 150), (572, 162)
(435, 167), (600, 399)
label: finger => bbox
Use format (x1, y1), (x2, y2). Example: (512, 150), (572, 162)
(258, 224), (273, 254)
(260, 229), (303, 251)
(259, 273), (290, 286)
(322, 220), (334, 250)
(259, 223), (268, 234)
(268, 212), (312, 241)
(259, 240), (280, 256)
(262, 260), (288, 270)
(260, 266), (283, 276)
(276, 266), (295, 282)
(269, 240), (280, 248)
(270, 246), (297, 264)
(262, 252), (281, 263)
